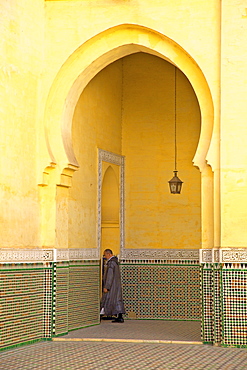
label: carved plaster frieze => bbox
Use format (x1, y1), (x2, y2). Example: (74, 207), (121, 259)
(199, 248), (247, 264)
(122, 248), (199, 261)
(199, 249), (212, 263)
(220, 248), (247, 263)
(0, 248), (100, 263)
(214, 249), (220, 263)
(56, 249), (69, 261)
(98, 149), (123, 166)
(199, 248), (220, 264)
(69, 248), (99, 260)
(0, 249), (54, 263)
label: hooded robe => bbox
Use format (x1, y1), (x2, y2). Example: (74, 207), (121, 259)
(100, 256), (125, 316)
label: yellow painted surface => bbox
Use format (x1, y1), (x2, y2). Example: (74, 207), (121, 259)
(0, 0), (44, 247)
(1, 1), (247, 250)
(102, 164), (120, 224)
(70, 61), (122, 249)
(220, 1), (247, 247)
(122, 53), (201, 249)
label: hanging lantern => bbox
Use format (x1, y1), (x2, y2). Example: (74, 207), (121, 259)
(168, 170), (183, 194)
(168, 67), (184, 194)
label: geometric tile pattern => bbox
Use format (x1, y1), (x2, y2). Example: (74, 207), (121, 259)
(3, 258), (247, 350)
(0, 263), (50, 350)
(52, 263), (57, 337)
(213, 264), (222, 344)
(201, 264), (213, 344)
(221, 265), (247, 347)
(59, 319), (202, 342)
(2, 340), (247, 370)
(68, 262), (100, 331)
(55, 263), (69, 336)
(43, 266), (53, 338)
(121, 263), (201, 320)
(0, 261), (100, 350)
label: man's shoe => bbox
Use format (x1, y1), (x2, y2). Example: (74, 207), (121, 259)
(112, 318), (124, 323)
(101, 316), (113, 320)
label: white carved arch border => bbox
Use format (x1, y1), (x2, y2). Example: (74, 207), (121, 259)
(98, 149), (125, 258)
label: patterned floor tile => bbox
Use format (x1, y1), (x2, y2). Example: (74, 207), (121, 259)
(1, 341), (247, 370)
(1, 321), (247, 370)
(61, 319), (201, 343)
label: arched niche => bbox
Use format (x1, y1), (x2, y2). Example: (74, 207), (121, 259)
(102, 165), (119, 224)
(43, 24), (214, 175)
(43, 24), (216, 256)
(98, 149), (125, 258)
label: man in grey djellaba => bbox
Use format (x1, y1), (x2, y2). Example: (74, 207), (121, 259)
(100, 249), (125, 323)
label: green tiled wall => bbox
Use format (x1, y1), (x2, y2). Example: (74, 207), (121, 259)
(221, 267), (247, 347)
(213, 265), (222, 344)
(55, 263), (69, 336)
(4, 259), (247, 349)
(201, 264), (213, 343)
(121, 263), (201, 320)
(0, 264), (53, 350)
(68, 262), (100, 331)
(0, 261), (100, 350)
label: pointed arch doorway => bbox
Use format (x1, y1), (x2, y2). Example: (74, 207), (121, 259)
(43, 24), (214, 342)
(98, 149), (125, 295)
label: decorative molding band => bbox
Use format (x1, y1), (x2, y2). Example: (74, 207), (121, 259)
(69, 248), (99, 261)
(122, 248), (199, 262)
(199, 248), (247, 264)
(5, 247), (247, 264)
(0, 249), (54, 263)
(120, 259), (199, 265)
(56, 249), (69, 261)
(199, 248), (220, 264)
(220, 248), (247, 263)
(0, 248), (100, 263)
(98, 149), (124, 166)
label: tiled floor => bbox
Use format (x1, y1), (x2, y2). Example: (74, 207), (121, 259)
(1, 320), (247, 370)
(59, 320), (202, 343)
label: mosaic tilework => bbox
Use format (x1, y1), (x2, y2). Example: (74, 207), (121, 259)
(201, 264), (213, 344)
(213, 264), (222, 344)
(2, 340), (247, 370)
(121, 263), (201, 320)
(221, 265), (247, 347)
(0, 264), (51, 350)
(55, 263), (69, 336)
(43, 266), (53, 338)
(68, 262), (100, 331)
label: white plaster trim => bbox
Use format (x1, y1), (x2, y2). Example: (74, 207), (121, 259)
(122, 248), (199, 261)
(69, 248), (99, 261)
(199, 249), (212, 263)
(0, 249), (54, 263)
(0, 248), (100, 263)
(199, 248), (220, 263)
(220, 248), (247, 263)
(10, 247), (247, 264)
(56, 249), (69, 261)
(199, 248), (247, 264)
(98, 149), (125, 257)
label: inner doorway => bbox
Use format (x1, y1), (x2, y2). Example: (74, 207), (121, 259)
(98, 149), (125, 295)
(72, 51), (202, 326)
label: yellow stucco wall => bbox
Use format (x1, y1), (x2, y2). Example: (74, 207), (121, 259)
(0, 0), (44, 247)
(122, 53), (201, 249)
(71, 61), (122, 249)
(220, 1), (247, 247)
(1, 1), (247, 250)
